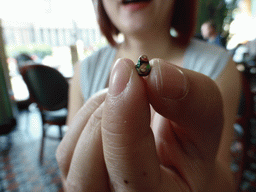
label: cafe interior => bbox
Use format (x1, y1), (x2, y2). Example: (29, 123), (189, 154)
(1, 0), (256, 191)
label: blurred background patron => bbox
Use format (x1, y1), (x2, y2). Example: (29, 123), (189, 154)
(201, 20), (227, 48)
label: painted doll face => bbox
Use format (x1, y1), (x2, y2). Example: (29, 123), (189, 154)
(135, 55), (151, 76)
(102, 0), (175, 35)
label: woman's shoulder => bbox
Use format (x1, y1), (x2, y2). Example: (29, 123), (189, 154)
(81, 45), (116, 65)
(80, 45), (116, 73)
(79, 44), (116, 100)
(187, 38), (229, 57)
(184, 39), (231, 80)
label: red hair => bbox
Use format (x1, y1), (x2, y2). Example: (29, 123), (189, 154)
(95, 0), (198, 47)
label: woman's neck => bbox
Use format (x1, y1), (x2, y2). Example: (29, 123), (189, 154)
(117, 29), (186, 66)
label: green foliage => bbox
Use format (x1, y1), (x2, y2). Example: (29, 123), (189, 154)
(5, 44), (53, 59)
(0, 57), (13, 124)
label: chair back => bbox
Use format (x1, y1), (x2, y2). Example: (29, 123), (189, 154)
(20, 64), (69, 111)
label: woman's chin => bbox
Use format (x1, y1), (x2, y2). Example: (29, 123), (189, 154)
(119, 22), (155, 36)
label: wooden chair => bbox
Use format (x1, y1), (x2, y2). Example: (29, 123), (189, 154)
(20, 64), (69, 164)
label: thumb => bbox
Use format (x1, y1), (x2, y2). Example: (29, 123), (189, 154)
(145, 59), (224, 160)
(102, 58), (161, 191)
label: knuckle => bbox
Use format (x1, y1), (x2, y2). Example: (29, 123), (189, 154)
(56, 143), (63, 163)
(66, 179), (79, 191)
(56, 144), (68, 174)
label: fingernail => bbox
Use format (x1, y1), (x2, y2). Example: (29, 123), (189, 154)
(109, 58), (132, 96)
(151, 59), (188, 100)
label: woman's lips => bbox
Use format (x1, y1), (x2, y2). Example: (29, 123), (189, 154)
(121, 0), (151, 5)
(121, 0), (151, 11)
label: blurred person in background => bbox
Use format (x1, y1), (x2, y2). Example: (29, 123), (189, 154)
(201, 20), (227, 48)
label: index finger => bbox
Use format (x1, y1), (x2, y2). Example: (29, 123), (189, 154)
(145, 59), (224, 160)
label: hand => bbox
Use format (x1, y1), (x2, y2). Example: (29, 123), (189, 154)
(56, 58), (230, 191)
